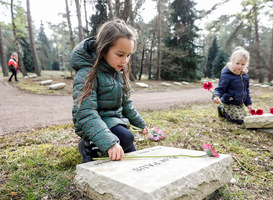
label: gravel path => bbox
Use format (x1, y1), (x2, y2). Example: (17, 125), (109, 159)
(0, 77), (211, 136)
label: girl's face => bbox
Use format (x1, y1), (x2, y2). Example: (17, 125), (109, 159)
(231, 58), (247, 74)
(104, 37), (134, 71)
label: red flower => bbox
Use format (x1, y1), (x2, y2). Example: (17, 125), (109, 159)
(203, 82), (213, 90)
(256, 109), (264, 115)
(202, 143), (220, 158)
(270, 108), (273, 114)
(250, 109), (256, 115)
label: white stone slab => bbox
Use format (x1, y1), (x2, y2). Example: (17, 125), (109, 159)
(48, 83), (66, 90)
(253, 84), (261, 87)
(260, 85), (270, 88)
(173, 82), (182, 86)
(182, 81), (189, 85)
(161, 82), (171, 87)
(40, 80), (53, 85)
(244, 113), (273, 128)
(29, 74), (37, 78)
(135, 82), (149, 88)
(75, 146), (233, 200)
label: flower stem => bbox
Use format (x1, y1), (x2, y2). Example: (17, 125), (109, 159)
(93, 154), (207, 160)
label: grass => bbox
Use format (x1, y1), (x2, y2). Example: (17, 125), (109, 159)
(1, 71), (273, 199)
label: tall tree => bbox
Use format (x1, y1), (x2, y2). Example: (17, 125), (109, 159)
(205, 37), (218, 78)
(11, 0), (27, 77)
(212, 50), (228, 78)
(156, 0), (161, 80)
(89, 0), (108, 36)
(26, 0), (41, 76)
(65, 0), (75, 50)
(0, 24), (9, 76)
(268, 27), (273, 82)
(38, 22), (51, 70)
(107, 0), (114, 20)
(75, 0), (84, 42)
(162, 0), (200, 81)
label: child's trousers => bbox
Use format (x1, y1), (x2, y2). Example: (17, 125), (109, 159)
(110, 125), (136, 153)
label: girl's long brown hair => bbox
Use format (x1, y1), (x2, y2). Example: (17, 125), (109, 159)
(77, 19), (138, 107)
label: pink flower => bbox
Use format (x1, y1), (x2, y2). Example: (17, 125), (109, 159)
(148, 126), (165, 141)
(256, 109), (264, 115)
(270, 108), (273, 114)
(250, 109), (256, 115)
(202, 143), (220, 158)
(203, 82), (213, 90)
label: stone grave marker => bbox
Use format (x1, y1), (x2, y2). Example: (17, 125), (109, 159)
(182, 81), (189, 85)
(161, 82), (171, 87)
(40, 80), (53, 85)
(135, 82), (149, 88)
(48, 83), (66, 90)
(75, 146), (232, 200)
(29, 74), (37, 78)
(244, 113), (273, 129)
(174, 82), (182, 86)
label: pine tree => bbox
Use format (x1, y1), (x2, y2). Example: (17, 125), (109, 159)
(161, 0), (200, 81)
(38, 22), (51, 70)
(205, 37), (218, 78)
(89, 0), (108, 36)
(212, 50), (228, 78)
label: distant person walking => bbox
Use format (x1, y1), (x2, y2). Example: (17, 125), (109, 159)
(8, 52), (19, 82)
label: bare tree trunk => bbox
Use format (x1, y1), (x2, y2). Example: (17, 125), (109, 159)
(107, 0), (114, 20)
(65, 0), (76, 50)
(83, 0), (89, 34)
(254, 5), (262, 83)
(268, 27), (273, 82)
(138, 45), (145, 80)
(115, 0), (121, 18)
(26, 0), (41, 76)
(130, 53), (137, 80)
(75, 0), (84, 42)
(11, 0), (27, 77)
(148, 22), (157, 80)
(156, 0), (161, 80)
(122, 0), (131, 22)
(0, 25), (9, 77)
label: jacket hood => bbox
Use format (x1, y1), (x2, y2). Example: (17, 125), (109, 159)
(70, 37), (97, 71)
(224, 63), (248, 75)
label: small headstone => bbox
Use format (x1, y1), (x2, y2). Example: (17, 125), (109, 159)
(182, 81), (189, 85)
(135, 83), (149, 88)
(48, 83), (66, 90)
(244, 113), (273, 129)
(75, 146), (232, 200)
(40, 80), (53, 85)
(260, 85), (270, 88)
(161, 82), (171, 87)
(253, 84), (261, 87)
(29, 74), (37, 78)
(24, 76), (29, 79)
(173, 82), (182, 86)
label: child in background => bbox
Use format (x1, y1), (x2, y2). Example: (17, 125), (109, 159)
(70, 19), (148, 163)
(8, 52), (19, 82)
(213, 46), (253, 124)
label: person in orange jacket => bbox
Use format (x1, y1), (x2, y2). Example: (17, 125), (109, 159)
(8, 52), (19, 82)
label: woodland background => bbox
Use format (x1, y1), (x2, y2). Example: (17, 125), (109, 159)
(0, 0), (273, 83)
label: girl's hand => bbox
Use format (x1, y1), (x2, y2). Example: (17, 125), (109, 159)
(107, 143), (124, 161)
(247, 105), (253, 111)
(213, 97), (221, 104)
(140, 127), (149, 135)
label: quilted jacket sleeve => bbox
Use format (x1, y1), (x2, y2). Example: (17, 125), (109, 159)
(122, 89), (146, 129)
(72, 68), (119, 153)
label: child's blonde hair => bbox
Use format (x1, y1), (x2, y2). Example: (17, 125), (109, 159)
(229, 46), (250, 68)
(78, 19), (138, 107)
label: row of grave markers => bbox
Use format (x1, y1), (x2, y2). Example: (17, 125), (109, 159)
(24, 74), (66, 90)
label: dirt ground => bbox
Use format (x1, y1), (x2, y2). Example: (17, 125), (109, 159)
(0, 77), (212, 136)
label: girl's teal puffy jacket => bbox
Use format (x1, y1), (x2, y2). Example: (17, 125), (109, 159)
(70, 37), (146, 153)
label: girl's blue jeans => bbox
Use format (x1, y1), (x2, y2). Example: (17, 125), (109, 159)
(110, 125), (136, 153)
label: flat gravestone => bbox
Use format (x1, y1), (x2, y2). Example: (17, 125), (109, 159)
(75, 146), (232, 200)
(244, 113), (273, 129)
(48, 83), (66, 90)
(40, 80), (53, 85)
(135, 82), (149, 88)
(161, 82), (171, 87)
